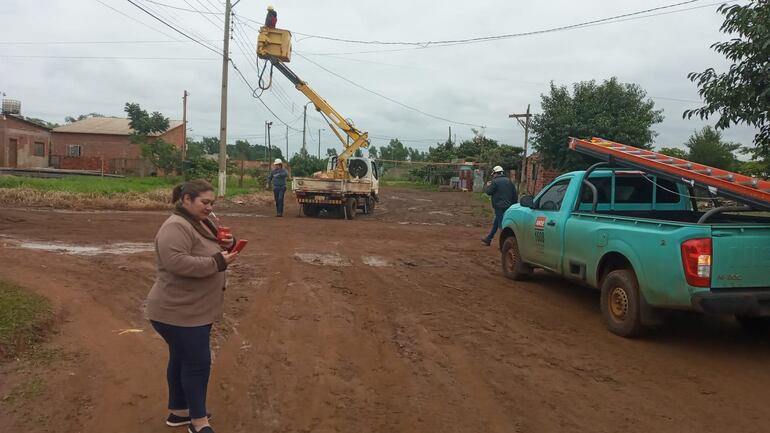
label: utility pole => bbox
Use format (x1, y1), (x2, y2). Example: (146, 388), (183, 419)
(301, 103), (308, 156)
(285, 125), (289, 161)
(267, 121), (273, 162)
(217, 0), (240, 197)
(509, 104), (532, 189)
(182, 90), (189, 160)
(448, 126), (452, 144)
(317, 128), (324, 159)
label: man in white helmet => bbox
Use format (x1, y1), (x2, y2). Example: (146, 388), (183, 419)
(481, 165), (518, 246)
(266, 158), (288, 216)
(264, 5), (277, 28)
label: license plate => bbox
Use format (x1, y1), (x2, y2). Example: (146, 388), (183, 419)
(314, 195), (326, 201)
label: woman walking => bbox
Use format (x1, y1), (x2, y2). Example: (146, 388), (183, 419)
(146, 180), (239, 433)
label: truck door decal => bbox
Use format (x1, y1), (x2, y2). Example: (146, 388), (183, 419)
(535, 216), (546, 246)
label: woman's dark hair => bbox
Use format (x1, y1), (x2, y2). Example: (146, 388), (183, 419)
(172, 179), (215, 203)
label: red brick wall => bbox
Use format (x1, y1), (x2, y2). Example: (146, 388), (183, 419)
(60, 156), (111, 172)
(0, 116), (51, 168)
(160, 125), (185, 149)
(525, 154), (562, 196)
(52, 132), (139, 159)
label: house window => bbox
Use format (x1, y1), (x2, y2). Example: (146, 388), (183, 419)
(33, 141), (46, 157)
(68, 145), (82, 157)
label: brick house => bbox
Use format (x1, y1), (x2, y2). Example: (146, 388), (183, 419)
(0, 115), (52, 168)
(51, 117), (184, 175)
(523, 152), (562, 196)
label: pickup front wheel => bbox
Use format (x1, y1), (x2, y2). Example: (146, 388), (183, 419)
(600, 269), (645, 338)
(501, 236), (531, 281)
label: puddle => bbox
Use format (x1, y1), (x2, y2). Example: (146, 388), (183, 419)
(414, 198), (433, 202)
(14, 241), (153, 256)
(294, 253), (352, 267)
(361, 256), (392, 267)
(397, 221), (446, 226)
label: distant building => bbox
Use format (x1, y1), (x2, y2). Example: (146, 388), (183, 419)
(0, 114), (52, 168)
(51, 117), (184, 175)
(523, 152), (562, 196)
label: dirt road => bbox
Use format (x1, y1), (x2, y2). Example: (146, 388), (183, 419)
(1, 187), (768, 433)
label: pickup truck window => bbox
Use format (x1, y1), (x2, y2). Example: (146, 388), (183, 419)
(537, 179), (570, 211)
(615, 176), (681, 204)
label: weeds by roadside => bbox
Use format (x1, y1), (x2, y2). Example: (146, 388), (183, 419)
(0, 281), (52, 359)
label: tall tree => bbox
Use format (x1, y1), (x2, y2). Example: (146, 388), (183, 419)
(531, 78), (663, 171)
(685, 2), (770, 163)
(125, 102), (179, 174)
(684, 126), (741, 170)
(658, 147), (689, 159)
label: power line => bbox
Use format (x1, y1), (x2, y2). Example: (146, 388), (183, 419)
(134, 0), (221, 52)
(125, 0), (221, 55)
(142, 0), (222, 14)
(294, 51), (487, 128)
(95, 0), (182, 41)
(293, 0), (703, 47)
(0, 54), (217, 60)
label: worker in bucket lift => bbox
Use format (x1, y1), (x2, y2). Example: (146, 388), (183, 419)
(267, 158), (289, 217)
(481, 165), (518, 246)
(264, 5), (277, 28)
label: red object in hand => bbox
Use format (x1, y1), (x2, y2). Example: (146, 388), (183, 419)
(217, 226), (231, 241)
(232, 239), (248, 254)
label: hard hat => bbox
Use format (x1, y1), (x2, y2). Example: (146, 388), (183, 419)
(492, 165), (504, 173)
(274, 158), (283, 164)
(267, 5), (274, 10)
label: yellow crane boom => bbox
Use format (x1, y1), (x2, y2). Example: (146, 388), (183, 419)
(256, 27), (369, 179)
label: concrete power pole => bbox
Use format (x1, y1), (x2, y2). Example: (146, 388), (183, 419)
(509, 104), (532, 189)
(285, 125), (289, 161)
(267, 121), (273, 162)
(182, 90), (189, 160)
(301, 104), (307, 156)
(217, 0), (239, 197)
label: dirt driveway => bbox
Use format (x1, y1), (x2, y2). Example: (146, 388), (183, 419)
(1, 187), (768, 433)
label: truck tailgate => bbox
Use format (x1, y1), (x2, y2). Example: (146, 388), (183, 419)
(711, 226), (770, 289)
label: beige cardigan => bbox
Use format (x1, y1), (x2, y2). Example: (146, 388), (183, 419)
(146, 214), (227, 327)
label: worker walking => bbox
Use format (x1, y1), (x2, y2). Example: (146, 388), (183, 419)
(264, 5), (277, 28)
(482, 165), (517, 246)
(267, 158), (288, 217)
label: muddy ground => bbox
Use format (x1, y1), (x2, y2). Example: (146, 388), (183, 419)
(0, 187), (768, 433)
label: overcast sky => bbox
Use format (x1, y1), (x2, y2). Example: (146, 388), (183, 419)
(0, 0), (758, 159)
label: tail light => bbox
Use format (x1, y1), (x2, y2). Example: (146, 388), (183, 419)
(681, 238), (712, 287)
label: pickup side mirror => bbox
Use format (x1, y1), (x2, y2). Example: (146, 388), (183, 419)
(519, 196), (534, 208)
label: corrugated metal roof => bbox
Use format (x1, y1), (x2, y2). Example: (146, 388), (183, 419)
(52, 117), (183, 136)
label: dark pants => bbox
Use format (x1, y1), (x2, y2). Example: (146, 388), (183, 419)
(273, 186), (286, 215)
(485, 207), (506, 242)
(151, 320), (212, 419)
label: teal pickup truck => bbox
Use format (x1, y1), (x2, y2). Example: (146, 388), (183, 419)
(499, 168), (770, 337)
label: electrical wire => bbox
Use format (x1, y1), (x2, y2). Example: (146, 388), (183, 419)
(95, 0), (182, 41)
(0, 54), (217, 60)
(142, 0), (222, 14)
(294, 51), (486, 128)
(125, 0), (221, 55)
(134, 0), (219, 52)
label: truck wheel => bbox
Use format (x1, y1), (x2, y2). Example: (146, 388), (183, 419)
(368, 196), (376, 213)
(735, 315), (770, 333)
(600, 269), (646, 338)
(345, 198), (357, 220)
(303, 204), (320, 217)
(501, 236), (531, 280)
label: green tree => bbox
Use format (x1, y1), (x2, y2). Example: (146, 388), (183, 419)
(485, 145), (524, 172)
(199, 136), (220, 154)
(125, 102), (179, 174)
(289, 153), (326, 177)
(685, 2), (770, 161)
(326, 147), (337, 157)
(531, 77), (664, 171)
(659, 147), (689, 159)
(368, 146), (378, 159)
(684, 126), (741, 170)
(379, 139), (409, 161)
(65, 113), (105, 123)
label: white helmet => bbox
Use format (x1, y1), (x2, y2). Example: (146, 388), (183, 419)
(274, 158), (283, 164)
(492, 165), (504, 173)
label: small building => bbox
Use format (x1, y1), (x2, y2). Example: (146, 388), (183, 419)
(51, 117), (184, 175)
(0, 114), (52, 168)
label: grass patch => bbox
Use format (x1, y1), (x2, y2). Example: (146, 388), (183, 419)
(5, 377), (45, 402)
(0, 175), (264, 209)
(0, 281), (52, 359)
